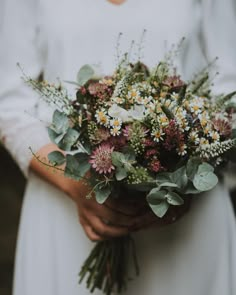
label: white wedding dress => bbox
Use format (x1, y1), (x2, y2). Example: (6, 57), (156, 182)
(1, 0), (236, 294)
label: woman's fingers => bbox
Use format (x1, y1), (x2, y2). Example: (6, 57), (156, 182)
(94, 202), (139, 227)
(79, 216), (104, 242)
(88, 215), (130, 238)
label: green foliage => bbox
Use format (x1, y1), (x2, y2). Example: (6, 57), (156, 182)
(48, 110), (80, 151)
(161, 105), (175, 120)
(64, 153), (90, 180)
(77, 64), (101, 86)
(58, 128), (80, 151)
(48, 151), (65, 166)
(52, 110), (70, 134)
(94, 185), (111, 204)
(193, 167), (218, 191)
(112, 151), (135, 181)
(64, 155), (82, 180)
(186, 157), (202, 181)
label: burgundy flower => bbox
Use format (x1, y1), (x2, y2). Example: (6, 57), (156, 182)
(163, 75), (185, 89)
(88, 82), (108, 100)
(89, 144), (115, 174)
(163, 120), (185, 151)
(144, 138), (157, 148)
(80, 86), (87, 95)
(145, 148), (158, 159)
(106, 135), (127, 150)
(149, 159), (163, 173)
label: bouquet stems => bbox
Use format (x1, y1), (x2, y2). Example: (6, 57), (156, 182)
(79, 235), (139, 294)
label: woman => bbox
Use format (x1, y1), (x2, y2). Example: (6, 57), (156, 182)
(0, 0), (236, 294)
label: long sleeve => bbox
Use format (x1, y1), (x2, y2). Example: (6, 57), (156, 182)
(0, 0), (50, 178)
(200, 0), (236, 189)
(200, 0), (236, 94)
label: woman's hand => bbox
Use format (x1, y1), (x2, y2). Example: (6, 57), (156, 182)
(130, 198), (192, 232)
(30, 144), (191, 241)
(30, 144), (143, 241)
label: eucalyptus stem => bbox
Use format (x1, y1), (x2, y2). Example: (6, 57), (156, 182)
(79, 235), (139, 295)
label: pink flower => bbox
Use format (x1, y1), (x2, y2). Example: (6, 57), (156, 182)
(89, 144), (115, 174)
(149, 159), (163, 173)
(145, 149), (158, 159)
(213, 118), (232, 137)
(163, 75), (185, 90)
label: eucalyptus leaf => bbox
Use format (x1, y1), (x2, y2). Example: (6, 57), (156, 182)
(111, 151), (133, 171)
(115, 167), (127, 181)
(170, 166), (188, 189)
(186, 158), (201, 180)
(158, 182), (179, 188)
(193, 171), (218, 191)
(74, 153), (91, 177)
(183, 182), (201, 194)
(48, 151), (65, 166)
(197, 162), (214, 174)
(64, 155), (82, 180)
(156, 173), (172, 183)
(112, 151), (126, 167)
(166, 192), (184, 206)
(64, 80), (80, 86)
(149, 201), (170, 218)
(147, 189), (167, 204)
(58, 128), (80, 151)
(52, 110), (69, 134)
(77, 64), (96, 86)
(47, 127), (60, 143)
(94, 186), (111, 204)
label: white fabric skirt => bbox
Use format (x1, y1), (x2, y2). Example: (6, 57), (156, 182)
(13, 172), (236, 295)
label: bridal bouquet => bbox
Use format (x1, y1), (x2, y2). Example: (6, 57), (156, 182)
(22, 48), (236, 294)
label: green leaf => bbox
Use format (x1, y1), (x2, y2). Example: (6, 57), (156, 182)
(111, 151), (134, 171)
(170, 166), (188, 189)
(166, 192), (184, 206)
(64, 80), (80, 86)
(186, 158), (201, 180)
(115, 167), (127, 181)
(156, 173), (172, 183)
(112, 151), (126, 167)
(222, 91), (236, 102)
(77, 65), (95, 86)
(158, 182), (179, 188)
(47, 127), (60, 143)
(161, 105), (175, 120)
(147, 189), (167, 204)
(193, 171), (218, 191)
(149, 201), (170, 218)
(58, 128), (80, 151)
(48, 151), (65, 166)
(183, 182), (201, 194)
(52, 110), (69, 134)
(197, 162), (214, 174)
(94, 186), (111, 204)
(74, 153), (91, 177)
(177, 84), (187, 105)
(64, 155), (82, 180)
